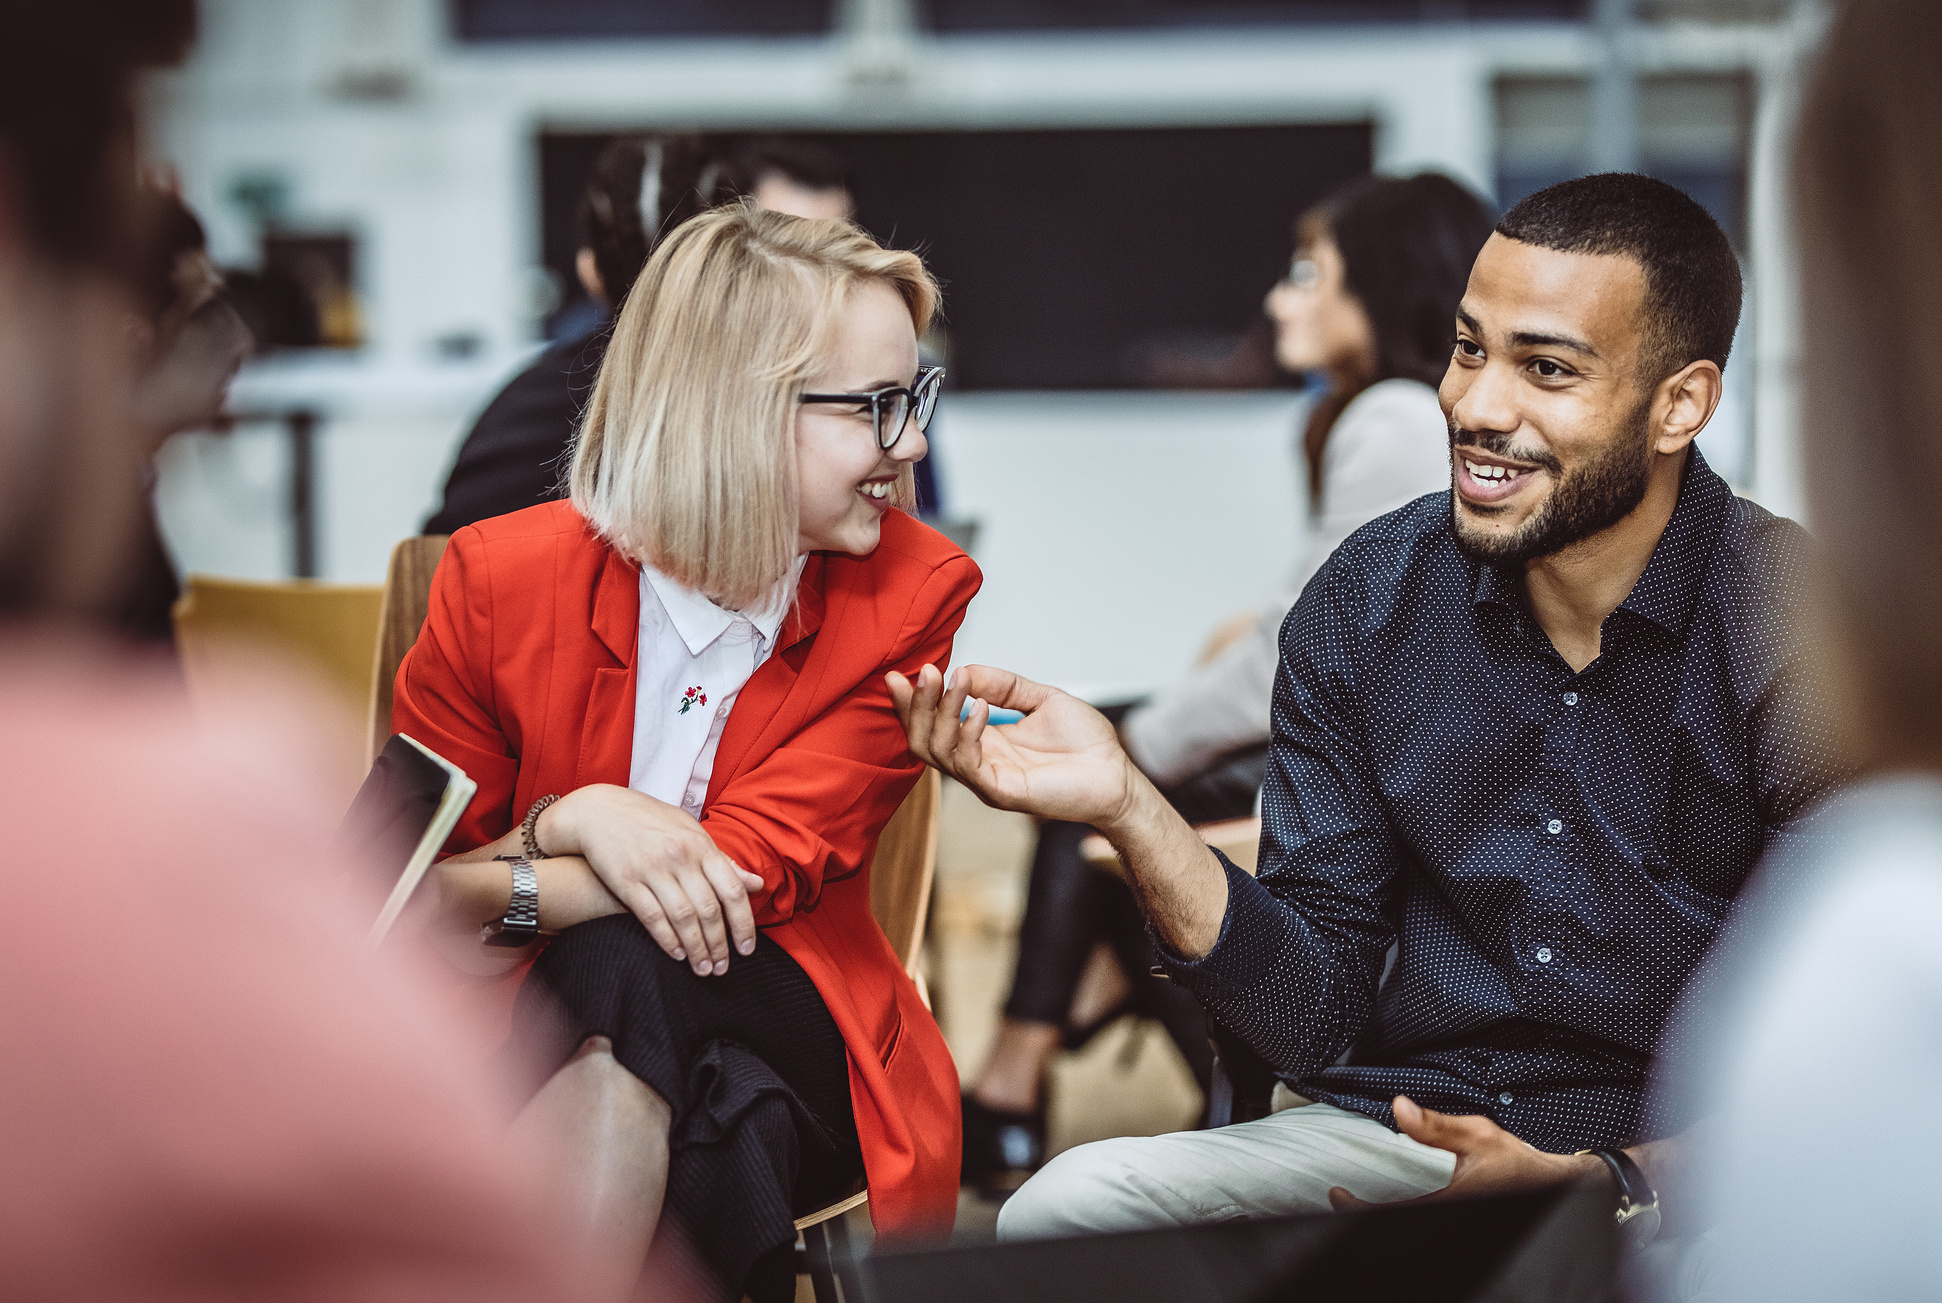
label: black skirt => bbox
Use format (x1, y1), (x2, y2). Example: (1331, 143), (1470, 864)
(511, 913), (863, 1303)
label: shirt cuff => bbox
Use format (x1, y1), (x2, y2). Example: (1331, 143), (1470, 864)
(1150, 849), (1292, 1000)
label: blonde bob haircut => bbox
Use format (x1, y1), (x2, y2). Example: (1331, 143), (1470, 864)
(569, 200), (940, 610)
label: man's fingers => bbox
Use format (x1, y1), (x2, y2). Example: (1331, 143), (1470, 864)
(951, 665), (1058, 717)
(1329, 1184), (1446, 1212)
(930, 669), (976, 768)
(892, 664), (944, 765)
(1390, 1095), (1473, 1153)
(1328, 1186), (1372, 1212)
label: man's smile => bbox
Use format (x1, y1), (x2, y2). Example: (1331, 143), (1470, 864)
(1453, 446), (1544, 507)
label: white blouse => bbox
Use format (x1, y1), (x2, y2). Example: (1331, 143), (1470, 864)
(629, 559), (804, 817)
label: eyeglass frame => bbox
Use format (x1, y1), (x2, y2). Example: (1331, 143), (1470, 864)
(798, 364), (945, 451)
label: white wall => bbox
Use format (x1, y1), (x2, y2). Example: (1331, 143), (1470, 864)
(148, 0), (1806, 699)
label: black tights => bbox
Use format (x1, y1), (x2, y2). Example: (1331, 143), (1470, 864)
(1000, 716), (1268, 1100)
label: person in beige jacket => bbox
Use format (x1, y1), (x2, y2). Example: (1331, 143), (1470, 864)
(962, 174), (1494, 1189)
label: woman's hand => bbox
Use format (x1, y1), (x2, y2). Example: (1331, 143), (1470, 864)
(538, 784), (765, 977)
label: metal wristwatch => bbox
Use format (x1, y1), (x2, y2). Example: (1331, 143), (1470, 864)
(481, 854), (541, 947)
(1584, 1147), (1661, 1250)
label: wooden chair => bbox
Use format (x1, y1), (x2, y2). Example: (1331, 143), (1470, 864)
(366, 534), (451, 764)
(796, 765), (943, 1303)
(173, 574), (386, 710)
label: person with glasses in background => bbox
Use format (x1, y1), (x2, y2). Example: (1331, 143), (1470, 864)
(961, 173), (1495, 1189)
(397, 202), (978, 1301)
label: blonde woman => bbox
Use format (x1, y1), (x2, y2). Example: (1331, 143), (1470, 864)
(397, 203), (979, 1301)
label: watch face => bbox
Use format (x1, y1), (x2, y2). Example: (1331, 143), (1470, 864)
(1616, 1201), (1662, 1250)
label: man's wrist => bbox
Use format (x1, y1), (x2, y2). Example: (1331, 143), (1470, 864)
(1093, 760), (1167, 845)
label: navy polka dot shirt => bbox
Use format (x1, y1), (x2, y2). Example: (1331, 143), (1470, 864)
(1158, 451), (1839, 1152)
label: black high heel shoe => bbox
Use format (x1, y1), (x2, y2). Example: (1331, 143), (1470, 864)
(960, 1095), (1046, 1192)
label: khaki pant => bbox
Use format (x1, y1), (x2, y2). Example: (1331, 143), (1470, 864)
(996, 1097), (1457, 1241)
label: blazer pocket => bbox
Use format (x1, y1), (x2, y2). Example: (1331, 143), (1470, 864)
(876, 1009), (906, 1070)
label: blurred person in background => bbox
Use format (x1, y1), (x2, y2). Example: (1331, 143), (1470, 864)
(899, 173), (1836, 1276)
(960, 173), (1493, 1189)
(1652, 2), (1942, 1299)
(398, 204), (977, 1301)
(426, 135), (736, 535)
(729, 134), (855, 222)
(111, 184), (251, 647)
(0, 2), (602, 1298)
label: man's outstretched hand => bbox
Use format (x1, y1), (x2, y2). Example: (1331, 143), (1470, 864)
(888, 662), (1234, 959)
(885, 664), (1140, 829)
(1327, 1096), (1603, 1212)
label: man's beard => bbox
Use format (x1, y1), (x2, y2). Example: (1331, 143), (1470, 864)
(1449, 399), (1654, 568)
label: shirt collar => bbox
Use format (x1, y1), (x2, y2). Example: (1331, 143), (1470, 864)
(1469, 447), (1731, 638)
(641, 558), (804, 657)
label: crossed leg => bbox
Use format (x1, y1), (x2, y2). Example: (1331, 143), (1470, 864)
(997, 1100), (1456, 1240)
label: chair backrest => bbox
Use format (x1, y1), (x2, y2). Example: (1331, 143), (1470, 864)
(869, 767), (942, 986)
(174, 574), (386, 714)
(367, 535), (450, 764)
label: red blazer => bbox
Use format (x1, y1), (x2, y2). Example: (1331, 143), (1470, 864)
(393, 499), (980, 1238)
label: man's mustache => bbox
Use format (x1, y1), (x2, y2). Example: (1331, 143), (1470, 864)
(1447, 422), (1563, 477)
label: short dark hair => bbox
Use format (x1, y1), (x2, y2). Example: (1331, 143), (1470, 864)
(580, 135), (737, 311)
(1495, 173), (1742, 387)
(0, 0), (198, 271)
(727, 135), (852, 196)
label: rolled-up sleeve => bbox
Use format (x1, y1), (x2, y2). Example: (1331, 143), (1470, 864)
(1155, 555), (1403, 1078)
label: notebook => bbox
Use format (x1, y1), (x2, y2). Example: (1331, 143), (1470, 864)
(338, 732), (476, 948)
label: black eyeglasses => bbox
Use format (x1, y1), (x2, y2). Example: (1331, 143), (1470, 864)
(799, 364), (945, 450)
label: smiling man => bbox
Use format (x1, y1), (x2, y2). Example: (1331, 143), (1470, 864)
(888, 174), (1836, 1261)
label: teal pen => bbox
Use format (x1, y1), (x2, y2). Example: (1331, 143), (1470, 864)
(959, 702), (1024, 726)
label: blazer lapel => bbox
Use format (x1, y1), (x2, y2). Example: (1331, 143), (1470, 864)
(576, 547), (640, 789)
(707, 553), (835, 799)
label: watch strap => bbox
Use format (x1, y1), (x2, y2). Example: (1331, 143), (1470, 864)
(1584, 1147), (1661, 1247)
(482, 855), (541, 947)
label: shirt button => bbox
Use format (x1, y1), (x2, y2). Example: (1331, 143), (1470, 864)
(1498, 1092), (1514, 1105)
(1563, 692), (1579, 706)
(715, 704), (728, 720)
(1547, 819), (1563, 834)
(1536, 946), (1553, 963)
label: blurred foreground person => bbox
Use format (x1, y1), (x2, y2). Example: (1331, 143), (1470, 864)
(893, 174), (1836, 1289)
(1653, 3), (1942, 1300)
(113, 185), (251, 645)
(960, 173), (1493, 1187)
(426, 135), (736, 534)
(0, 3), (602, 1298)
(400, 204), (976, 1301)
